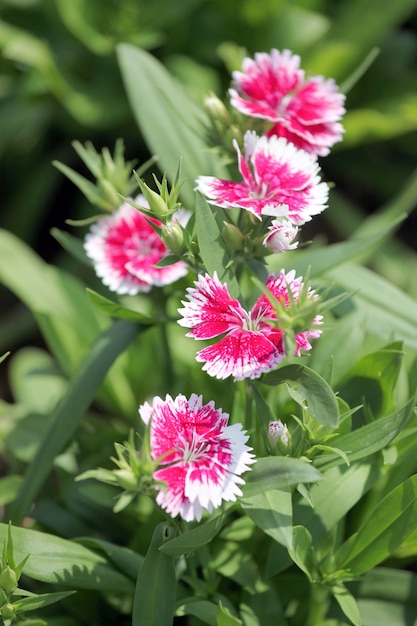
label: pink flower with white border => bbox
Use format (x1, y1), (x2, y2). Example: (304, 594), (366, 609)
(264, 219), (298, 253)
(196, 131), (328, 224)
(229, 49), (345, 156)
(139, 393), (255, 522)
(84, 195), (188, 295)
(178, 271), (322, 381)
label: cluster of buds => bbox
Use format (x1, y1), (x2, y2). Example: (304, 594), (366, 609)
(53, 139), (141, 215)
(76, 431), (156, 513)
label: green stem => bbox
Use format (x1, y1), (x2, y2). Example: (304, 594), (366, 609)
(305, 582), (330, 626)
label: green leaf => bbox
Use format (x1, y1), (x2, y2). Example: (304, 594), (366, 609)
(241, 487), (293, 549)
(8, 347), (67, 414)
(0, 523), (133, 592)
(0, 476), (23, 506)
(195, 193), (240, 298)
(75, 537), (143, 581)
(177, 600), (217, 626)
(117, 44), (225, 207)
(50, 227), (91, 266)
(14, 591), (76, 614)
(294, 461), (381, 544)
(326, 263), (417, 351)
(335, 474), (417, 575)
(261, 364), (339, 428)
(86, 288), (160, 323)
(276, 213), (406, 279)
(338, 342), (404, 420)
(132, 522), (177, 626)
(288, 526), (315, 580)
(242, 457), (322, 499)
(216, 601), (242, 626)
(315, 398), (414, 469)
(8, 319), (139, 525)
(0, 229), (138, 416)
(160, 511), (227, 556)
(52, 160), (105, 208)
(332, 584), (362, 626)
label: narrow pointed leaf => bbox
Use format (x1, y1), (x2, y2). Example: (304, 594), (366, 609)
(160, 512), (227, 556)
(8, 319), (138, 525)
(195, 193), (240, 297)
(117, 44), (225, 207)
(335, 474), (417, 575)
(86, 289), (160, 323)
(14, 591), (76, 614)
(132, 523), (177, 626)
(315, 398), (414, 469)
(0, 523), (133, 592)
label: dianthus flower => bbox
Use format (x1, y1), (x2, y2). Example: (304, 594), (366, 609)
(139, 393), (255, 522)
(196, 131), (328, 224)
(229, 49), (345, 156)
(84, 196), (188, 295)
(178, 271), (322, 381)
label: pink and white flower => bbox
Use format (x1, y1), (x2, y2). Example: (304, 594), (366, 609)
(264, 219), (299, 253)
(139, 393), (255, 522)
(178, 271), (322, 381)
(229, 49), (345, 156)
(84, 196), (188, 295)
(196, 132), (328, 224)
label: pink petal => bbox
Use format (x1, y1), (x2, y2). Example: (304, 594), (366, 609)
(178, 272), (248, 339)
(145, 393), (255, 521)
(229, 48), (345, 155)
(84, 199), (188, 295)
(196, 328), (285, 381)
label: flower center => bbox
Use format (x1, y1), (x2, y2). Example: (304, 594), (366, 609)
(178, 431), (210, 464)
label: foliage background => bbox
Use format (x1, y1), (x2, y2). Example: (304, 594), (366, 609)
(1, 0), (417, 625)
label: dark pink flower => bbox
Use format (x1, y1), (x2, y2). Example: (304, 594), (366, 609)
(139, 393), (255, 521)
(196, 132), (328, 224)
(229, 49), (345, 156)
(84, 196), (188, 295)
(178, 271), (322, 381)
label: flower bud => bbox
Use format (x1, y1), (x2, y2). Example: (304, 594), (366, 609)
(137, 180), (170, 217)
(0, 602), (15, 620)
(0, 567), (17, 594)
(221, 222), (244, 251)
(161, 221), (186, 257)
(269, 420), (289, 446)
(264, 219), (298, 253)
(113, 469), (139, 492)
(204, 92), (231, 125)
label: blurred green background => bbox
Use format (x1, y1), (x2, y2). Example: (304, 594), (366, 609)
(1, 0), (417, 372)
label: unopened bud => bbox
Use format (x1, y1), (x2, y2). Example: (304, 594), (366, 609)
(222, 222), (244, 251)
(0, 602), (15, 619)
(0, 567), (17, 594)
(204, 92), (230, 124)
(161, 221), (186, 257)
(113, 469), (138, 492)
(269, 420), (289, 446)
(137, 181), (169, 217)
(264, 219), (298, 253)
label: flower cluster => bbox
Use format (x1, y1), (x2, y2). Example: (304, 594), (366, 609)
(80, 48), (344, 521)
